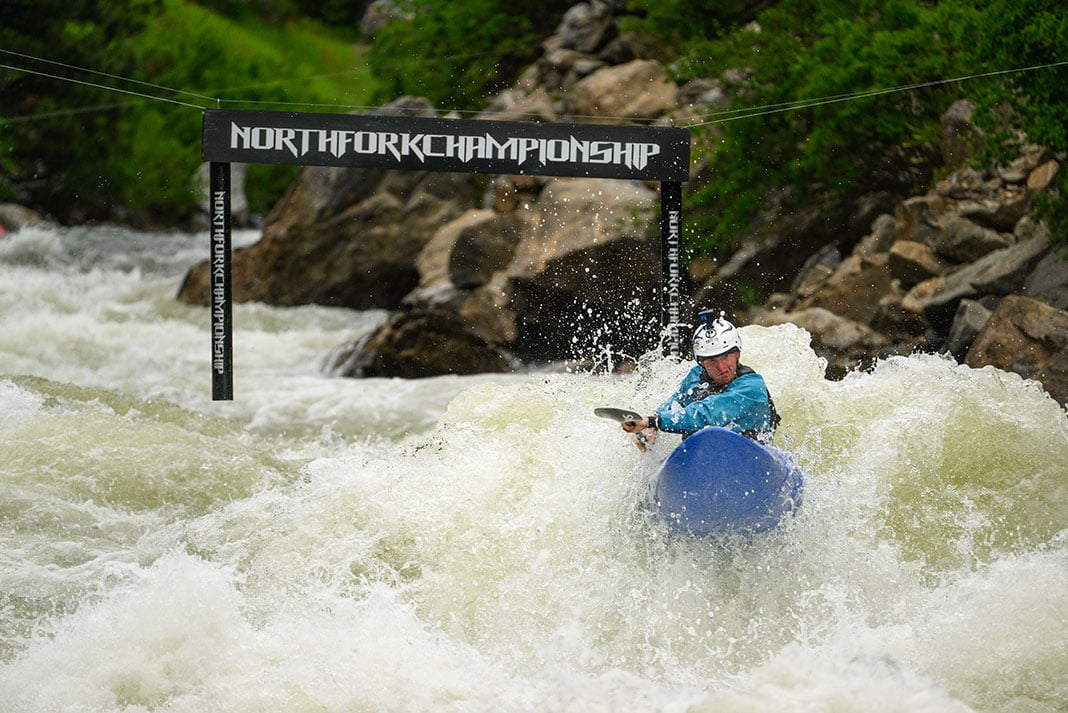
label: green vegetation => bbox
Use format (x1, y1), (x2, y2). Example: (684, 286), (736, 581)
(621, 0), (1068, 253)
(1, 0), (376, 225)
(366, 0), (573, 111)
(2, 0), (1065, 244)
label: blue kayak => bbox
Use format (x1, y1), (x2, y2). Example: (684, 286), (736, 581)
(649, 426), (803, 536)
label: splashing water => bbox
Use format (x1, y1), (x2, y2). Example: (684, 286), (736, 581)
(1, 225), (1065, 713)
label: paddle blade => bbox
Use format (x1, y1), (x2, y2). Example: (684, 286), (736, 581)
(593, 407), (643, 423)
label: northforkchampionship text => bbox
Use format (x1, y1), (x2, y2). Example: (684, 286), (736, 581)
(229, 122), (664, 173)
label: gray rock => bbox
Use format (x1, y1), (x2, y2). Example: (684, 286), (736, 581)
(1023, 245), (1068, 310)
(929, 214), (1014, 262)
(966, 295), (1068, 406)
(0, 203), (45, 231)
(888, 240), (950, 288)
(943, 299), (992, 360)
(328, 311), (515, 378)
(940, 99), (984, 170)
(922, 232), (1051, 330)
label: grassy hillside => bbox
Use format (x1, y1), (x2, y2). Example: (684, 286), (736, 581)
(128, 0), (378, 221)
(1, 0), (377, 225)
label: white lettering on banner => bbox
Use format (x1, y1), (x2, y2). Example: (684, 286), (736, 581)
(229, 123), (663, 171)
(210, 190), (228, 374)
(665, 209), (682, 343)
(666, 209), (683, 309)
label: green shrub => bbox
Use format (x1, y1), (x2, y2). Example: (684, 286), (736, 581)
(1, 0), (376, 224)
(366, 0), (571, 111)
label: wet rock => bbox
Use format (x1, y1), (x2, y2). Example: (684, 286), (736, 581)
(327, 311), (514, 378)
(503, 177), (660, 361)
(0, 203), (45, 231)
(943, 299), (992, 360)
(754, 307), (888, 378)
(411, 209), (527, 295)
(921, 232), (1051, 330)
(966, 295), (1068, 406)
(567, 59), (677, 121)
(351, 175), (662, 366)
(888, 240), (951, 288)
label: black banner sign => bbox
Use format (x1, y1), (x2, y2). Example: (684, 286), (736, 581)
(202, 109), (691, 399)
(202, 109), (690, 182)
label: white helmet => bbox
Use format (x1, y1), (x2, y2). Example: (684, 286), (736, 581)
(692, 312), (741, 360)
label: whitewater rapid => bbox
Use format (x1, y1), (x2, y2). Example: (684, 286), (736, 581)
(1, 225), (1065, 713)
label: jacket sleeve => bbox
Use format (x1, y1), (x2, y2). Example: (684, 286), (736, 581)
(655, 372), (773, 436)
(656, 364), (705, 412)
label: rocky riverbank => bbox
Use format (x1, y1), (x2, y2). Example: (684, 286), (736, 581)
(171, 1), (1068, 407)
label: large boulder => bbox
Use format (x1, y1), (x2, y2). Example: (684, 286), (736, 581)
(567, 59), (677, 121)
(327, 311), (514, 378)
(918, 230), (1051, 330)
(0, 203), (46, 232)
(965, 295), (1068, 406)
(178, 167), (479, 308)
(503, 177), (660, 360)
(410, 209), (526, 295)
(345, 176), (662, 373)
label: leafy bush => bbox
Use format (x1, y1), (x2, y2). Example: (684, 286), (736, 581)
(0, 0), (164, 217)
(366, 0), (572, 111)
(627, 0), (1066, 252)
(972, 0), (1068, 242)
(1, 0), (375, 225)
(631, 1), (986, 253)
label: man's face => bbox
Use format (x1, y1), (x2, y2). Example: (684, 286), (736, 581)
(699, 349), (740, 386)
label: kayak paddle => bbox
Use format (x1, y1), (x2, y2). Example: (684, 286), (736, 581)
(593, 407), (643, 423)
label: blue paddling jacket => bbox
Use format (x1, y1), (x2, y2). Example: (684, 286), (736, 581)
(651, 364), (779, 443)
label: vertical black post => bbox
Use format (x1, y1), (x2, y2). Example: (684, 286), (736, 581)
(659, 180), (683, 358)
(209, 162), (233, 401)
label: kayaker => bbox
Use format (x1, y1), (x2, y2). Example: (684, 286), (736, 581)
(621, 312), (780, 450)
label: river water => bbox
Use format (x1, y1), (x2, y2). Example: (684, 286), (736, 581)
(1, 224), (1065, 713)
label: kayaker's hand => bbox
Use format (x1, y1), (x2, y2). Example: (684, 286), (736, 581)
(621, 417), (649, 433)
(632, 427), (657, 452)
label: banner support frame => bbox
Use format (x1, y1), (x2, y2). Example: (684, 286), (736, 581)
(202, 109), (690, 399)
